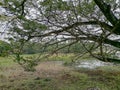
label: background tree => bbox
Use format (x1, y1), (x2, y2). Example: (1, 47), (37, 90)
(0, 40), (11, 56)
(0, 0), (120, 63)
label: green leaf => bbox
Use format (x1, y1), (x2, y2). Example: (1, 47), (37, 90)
(0, 2), (3, 6)
(22, 19), (47, 30)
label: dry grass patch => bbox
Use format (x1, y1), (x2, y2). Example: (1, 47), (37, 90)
(35, 61), (71, 78)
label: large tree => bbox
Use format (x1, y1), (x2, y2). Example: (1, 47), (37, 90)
(1, 0), (120, 64)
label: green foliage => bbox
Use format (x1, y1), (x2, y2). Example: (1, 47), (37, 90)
(22, 42), (86, 54)
(0, 40), (11, 57)
(0, 2), (3, 6)
(40, 0), (69, 11)
(22, 19), (47, 31)
(21, 41), (82, 54)
(3, 0), (23, 15)
(23, 42), (43, 54)
(80, 0), (96, 14)
(0, 15), (12, 21)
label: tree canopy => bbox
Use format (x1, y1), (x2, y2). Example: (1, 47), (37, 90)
(0, 0), (120, 63)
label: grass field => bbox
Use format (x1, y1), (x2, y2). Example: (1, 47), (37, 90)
(0, 54), (120, 90)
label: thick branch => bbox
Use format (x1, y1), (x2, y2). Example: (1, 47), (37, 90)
(29, 21), (113, 38)
(94, 0), (118, 25)
(89, 36), (120, 48)
(74, 36), (120, 49)
(97, 56), (120, 63)
(20, 0), (27, 16)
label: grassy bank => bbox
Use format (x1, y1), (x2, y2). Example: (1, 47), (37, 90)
(0, 54), (120, 90)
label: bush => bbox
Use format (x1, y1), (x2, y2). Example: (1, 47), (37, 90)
(0, 40), (11, 57)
